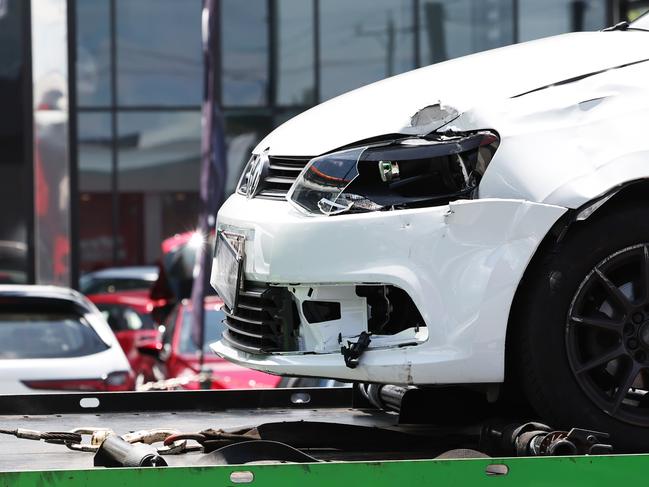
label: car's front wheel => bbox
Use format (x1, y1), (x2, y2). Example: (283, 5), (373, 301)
(512, 203), (649, 451)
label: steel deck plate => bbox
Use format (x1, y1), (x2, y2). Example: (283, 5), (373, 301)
(0, 388), (397, 471)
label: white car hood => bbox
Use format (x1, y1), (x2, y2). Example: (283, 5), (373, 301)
(256, 31), (649, 157)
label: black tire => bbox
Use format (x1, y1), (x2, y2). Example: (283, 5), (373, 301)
(512, 203), (649, 451)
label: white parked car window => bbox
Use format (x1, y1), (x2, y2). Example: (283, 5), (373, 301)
(0, 312), (108, 359)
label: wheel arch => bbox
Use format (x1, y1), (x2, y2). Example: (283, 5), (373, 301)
(504, 178), (649, 385)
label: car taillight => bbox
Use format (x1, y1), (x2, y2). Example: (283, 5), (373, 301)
(22, 371), (133, 392)
(103, 371), (133, 391)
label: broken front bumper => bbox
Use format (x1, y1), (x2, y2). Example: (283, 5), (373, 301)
(211, 194), (566, 385)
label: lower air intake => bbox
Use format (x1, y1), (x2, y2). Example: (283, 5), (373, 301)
(222, 282), (299, 354)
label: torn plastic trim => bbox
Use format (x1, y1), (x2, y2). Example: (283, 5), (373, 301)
(289, 283), (428, 355)
(551, 179), (649, 243)
(403, 103), (461, 135)
(575, 193), (617, 221)
(511, 57), (649, 99)
(341, 331), (372, 369)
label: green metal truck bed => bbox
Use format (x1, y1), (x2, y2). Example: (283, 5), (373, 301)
(0, 388), (645, 486)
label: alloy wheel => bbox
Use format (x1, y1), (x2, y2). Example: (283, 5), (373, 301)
(567, 244), (649, 426)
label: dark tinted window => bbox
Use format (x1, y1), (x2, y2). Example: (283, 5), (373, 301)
(96, 304), (155, 331)
(276, 0), (315, 105)
(178, 308), (226, 354)
(77, 0), (111, 106)
(419, 0), (514, 64)
(0, 0), (29, 284)
(221, 0), (269, 106)
(117, 111), (201, 263)
(115, 0), (202, 105)
(319, 0), (415, 100)
(0, 312), (108, 359)
(519, 0), (606, 41)
(0, 0), (25, 164)
(80, 277), (154, 294)
(78, 112), (114, 272)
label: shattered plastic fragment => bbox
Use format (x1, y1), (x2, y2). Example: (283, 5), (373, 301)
(410, 103), (459, 129)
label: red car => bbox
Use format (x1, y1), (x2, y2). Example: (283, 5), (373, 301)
(88, 291), (165, 386)
(141, 296), (281, 390)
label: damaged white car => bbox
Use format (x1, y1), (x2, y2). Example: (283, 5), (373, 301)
(212, 17), (649, 446)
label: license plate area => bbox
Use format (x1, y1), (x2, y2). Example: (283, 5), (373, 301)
(213, 231), (245, 311)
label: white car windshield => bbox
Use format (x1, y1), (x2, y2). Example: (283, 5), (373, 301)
(630, 12), (649, 30)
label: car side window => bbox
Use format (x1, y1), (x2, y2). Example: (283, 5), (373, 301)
(97, 305), (153, 332)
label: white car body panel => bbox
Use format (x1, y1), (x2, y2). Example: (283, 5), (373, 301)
(0, 348), (131, 394)
(255, 32), (649, 158)
(213, 196), (565, 384)
(212, 30), (649, 385)
(455, 59), (649, 207)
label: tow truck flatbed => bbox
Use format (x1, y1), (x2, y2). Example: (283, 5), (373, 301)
(0, 387), (647, 486)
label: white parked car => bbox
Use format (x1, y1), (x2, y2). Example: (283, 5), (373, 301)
(211, 17), (649, 448)
(0, 285), (133, 394)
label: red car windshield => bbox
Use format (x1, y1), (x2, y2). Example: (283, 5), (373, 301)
(178, 308), (226, 355)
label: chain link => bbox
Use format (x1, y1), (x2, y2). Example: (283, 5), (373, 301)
(137, 372), (213, 391)
(1, 426), (195, 454)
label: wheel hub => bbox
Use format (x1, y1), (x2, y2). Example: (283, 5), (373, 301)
(638, 321), (649, 349)
(567, 243), (649, 426)
(625, 311), (649, 360)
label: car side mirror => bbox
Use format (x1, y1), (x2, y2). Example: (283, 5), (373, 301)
(136, 340), (162, 358)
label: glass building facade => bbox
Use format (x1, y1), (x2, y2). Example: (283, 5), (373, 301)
(76, 0), (203, 272)
(74, 0), (620, 275)
(2, 0), (649, 284)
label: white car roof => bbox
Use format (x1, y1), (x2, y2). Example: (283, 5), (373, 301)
(0, 285), (89, 308)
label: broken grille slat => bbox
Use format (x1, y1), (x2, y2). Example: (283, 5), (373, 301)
(264, 176), (295, 185)
(268, 164), (304, 172)
(255, 156), (312, 199)
(223, 282), (298, 354)
(223, 321), (263, 339)
(237, 302), (264, 313)
(239, 288), (265, 299)
(222, 330), (270, 354)
(223, 307), (272, 327)
(257, 190), (288, 200)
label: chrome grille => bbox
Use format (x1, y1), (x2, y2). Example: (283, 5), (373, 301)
(222, 282), (299, 354)
(256, 156), (311, 200)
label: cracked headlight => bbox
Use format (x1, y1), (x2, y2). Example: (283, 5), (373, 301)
(288, 131), (499, 216)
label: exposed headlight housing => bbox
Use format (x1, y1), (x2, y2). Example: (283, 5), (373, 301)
(288, 131), (499, 216)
